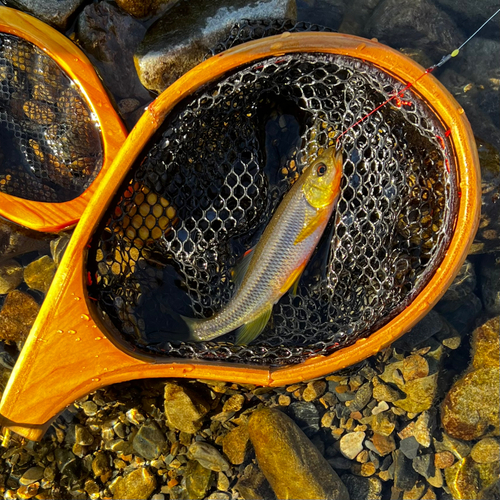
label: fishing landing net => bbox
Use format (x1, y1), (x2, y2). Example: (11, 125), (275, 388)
(0, 33), (103, 202)
(87, 49), (458, 366)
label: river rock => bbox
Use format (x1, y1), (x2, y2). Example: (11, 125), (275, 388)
(393, 310), (444, 351)
(340, 431), (366, 460)
(24, 255), (56, 293)
(115, 0), (176, 18)
(436, 260), (476, 311)
(365, 0), (462, 58)
(164, 381), (210, 433)
(479, 254), (500, 315)
(235, 463), (274, 500)
(4, 0), (86, 30)
(441, 316), (500, 440)
(0, 290), (40, 343)
(393, 449), (418, 490)
(0, 259), (23, 294)
(222, 424), (250, 465)
(19, 467), (44, 486)
(371, 433), (396, 456)
(184, 460), (214, 500)
(110, 467), (156, 500)
(296, 0), (344, 30)
(248, 408), (350, 499)
(133, 421), (167, 460)
(0, 221), (50, 262)
(433, 0), (500, 34)
(302, 380), (327, 402)
(134, 0), (297, 93)
(189, 441), (230, 472)
(338, 0), (380, 36)
(76, 2), (152, 101)
(341, 474), (382, 500)
(439, 293), (483, 335)
(470, 438), (500, 464)
(287, 401), (320, 437)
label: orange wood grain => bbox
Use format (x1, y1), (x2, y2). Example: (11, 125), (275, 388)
(0, 32), (480, 440)
(0, 6), (127, 232)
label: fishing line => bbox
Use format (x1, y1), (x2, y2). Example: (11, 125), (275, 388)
(336, 7), (500, 144)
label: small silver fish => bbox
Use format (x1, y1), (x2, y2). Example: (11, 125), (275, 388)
(183, 145), (343, 344)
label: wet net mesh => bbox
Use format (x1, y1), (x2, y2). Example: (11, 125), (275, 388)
(87, 51), (458, 366)
(0, 33), (103, 202)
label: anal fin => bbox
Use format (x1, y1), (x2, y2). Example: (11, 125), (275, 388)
(234, 306), (273, 345)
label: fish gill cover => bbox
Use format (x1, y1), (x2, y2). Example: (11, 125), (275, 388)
(0, 33), (103, 203)
(86, 52), (458, 366)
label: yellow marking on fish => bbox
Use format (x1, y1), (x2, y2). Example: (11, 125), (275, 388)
(294, 206), (329, 244)
(279, 261), (308, 295)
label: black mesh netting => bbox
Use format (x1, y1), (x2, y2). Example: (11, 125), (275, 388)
(0, 33), (103, 202)
(87, 52), (458, 366)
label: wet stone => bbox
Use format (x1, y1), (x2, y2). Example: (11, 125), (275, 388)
(393, 310), (444, 351)
(189, 441), (230, 472)
(393, 449), (418, 491)
(50, 233), (70, 267)
(400, 437), (420, 460)
(184, 460), (213, 500)
(76, 2), (151, 101)
(434, 451), (455, 469)
(440, 292), (483, 335)
(164, 382), (210, 433)
(394, 373), (439, 414)
(82, 401), (98, 417)
(371, 412), (396, 437)
(302, 380), (327, 402)
(222, 425), (250, 465)
(115, 0), (175, 18)
(0, 259), (23, 294)
(54, 448), (79, 480)
(134, 0), (297, 93)
(401, 355), (429, 382)
(4, 0), (86, 30)
(235, 463), (274, 500)
(436, 260), (476, 310)
(133, 421), (167, 460)
(23, 255), (56, 294)
(0, 290), (40, 343)
(287, 401), (320, 437)
(19, 467), (44, 486)
(92, 452), (111, 477)
(470, 438), (500, 464)
(75, 425), (94, 446)
(222, 394), (245, 412)
(342, 474), (382, 500)
(111, 467), (156, 500)
(371, 433), (396, 457)
(471, 316), (500, 370)
(340, 431), (365, 460)
(372, 382), (404, 403)
(412, 454), (435, 480)
(348, 383), (372, 413)
(248, 409), (349, 499)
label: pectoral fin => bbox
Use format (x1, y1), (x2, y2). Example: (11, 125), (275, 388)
(234, 306), (273, 345)
(294, 207), (327, 244)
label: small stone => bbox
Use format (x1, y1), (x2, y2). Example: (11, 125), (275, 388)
(471, 316), (500, 370)
(235, 464), (274, 500)
(115, 0), (174, 18)
(342, 474), (382, 500)
(394, 373), (439, 413)
(442, 336), (461, 350)
(420, 487), (437, 500)
(184, 461), (213, 500)
(434, 433), (472, 460)
(372, 401), (389, 415)
(82, 401), (98, 417)
(278, 395), (291, 406)
(412, 454), (435, 480)
(217, 472), (230, 492)
(54, 449), (79, 480)
(479, 254), (500, 315)
(19, 467), (44, 486)
(371, 433), (396, 456)
(302, 380), (327, 402)
(164, 382), (210, 433)
(189, 441), (230, 472)
(340, 431), (366, 460)
(0, 259), (23, 294)
(50, 233), (70, 266)
(92, 452), (111, 477)
(470, 438), (500, 464)
(248, 409), (349, 499)
(287, 401), (320, 437)
(75, 425), (94, 446)
(0, 290), (40, 342)
(402, 481), (427, 500)
(111, 468), (156, 500)
(222, 425), (249, 465)
(118, 98), (141, 115)
(434, 451), (455, 469)
(349, 383), (373, 413)
(4, 0), (86, 30)
(373, 382), (404, 403)
(402, 355), (429, 382)
(133, 421), (167, 460)
(222, 394), (245, 412)
(398, 412), (434, 448)
(23, 255), (56, 293)
(321, 412), (335, 428)
(400, 437), (420, 460)
(393, 449), (418, 490)
(427, 467), (443, 489)
(371, 412), (396, 437)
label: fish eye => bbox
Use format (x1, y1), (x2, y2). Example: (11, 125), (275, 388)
(316, 163), (327, 177)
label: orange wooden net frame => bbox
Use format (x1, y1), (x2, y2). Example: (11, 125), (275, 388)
(0, 32), (480, 440)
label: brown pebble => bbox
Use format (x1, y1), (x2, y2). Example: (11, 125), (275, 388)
(302, 381), (327, 402)
(470, 437), (500, 464)
(286, 384), (302, 393)
(434, 451), (455, 469)
(402, 354), (429, 382)
(356, 450), (369, 463)
(278, 395), (291, 406)
(350, 411), (363, 420)
(372, 433), (396, 456)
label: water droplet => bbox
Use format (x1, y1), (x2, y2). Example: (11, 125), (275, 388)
(92, 378), (100, 382)
(281, 31), (291, 38)
(56, 329), (63, 334)
(92, 325), (97, 329)
(74, 297), (80, 301)
(357, 43), (366, 51)
(75, 337), (81, 341)
(458, 107), (464, 115)
(270, 43), (283, 51)
(81, 314), (89, 321)
(68, 329), (76, 335)
(95, 337), (102, 341)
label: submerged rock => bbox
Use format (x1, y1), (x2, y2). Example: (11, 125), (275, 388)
(341, 474), (382, 500)
(235, 463), (275, 500)
(134, 0), (297, 93)
(115, 0), (176, 18)
(184, 460), (214, 500)
(248, 408), (350, 499)
(76, 2), (152, 101)
(0, 290), (40, 343)
(441, 317), (500, 440)
(132, 421), (167, 460)
(110, 467), (156, 500)
(4, 0), (86, 30)
(365, 0), (462, 58)
(479, 253), (500, 315)
(0, 259), (23, 294)
(24, 255), (56, 294)
(188, 441), (230, 472)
